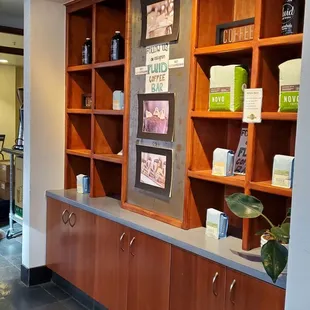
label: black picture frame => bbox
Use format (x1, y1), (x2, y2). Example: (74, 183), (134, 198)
(140, 0), (180, 47)
(81, 94), (92, 109)
(215, 18), (255, 45)
(137, 93), (175, 141)
(135, 145), (172, 197)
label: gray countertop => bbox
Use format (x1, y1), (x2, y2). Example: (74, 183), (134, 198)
(46, 189), (287, 289)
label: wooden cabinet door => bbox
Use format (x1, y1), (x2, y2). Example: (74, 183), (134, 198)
(69, 205), (96, 298)
(170, 247), (225, 310)
(46, 198), (71, 281)
(93, 217), (129, 310)
(225, 269), (285, 310)
(127, 230), (171, 310)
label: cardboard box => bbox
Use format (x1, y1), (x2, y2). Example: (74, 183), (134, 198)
(0, 161), (12, 183)
(15, 157), (23, 211)
(0, 181), (10, 200)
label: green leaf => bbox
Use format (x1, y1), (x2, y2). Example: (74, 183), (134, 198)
(255, 229), (268, 236)
(225, 193), (264, 219)
(261, 240), (288, 283)
(281, 223), (290, 237)
(270, 223), (290, 244)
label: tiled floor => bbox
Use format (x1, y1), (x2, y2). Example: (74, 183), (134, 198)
(0, 223), (88, 310)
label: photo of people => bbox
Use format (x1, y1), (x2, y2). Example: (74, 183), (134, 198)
(141, 0), (180, 46)
(135, 145), (172, 197)
(146, 0), (174, 39)
(140, 152), (167, 188)
(137, 93), (175, 141)
(143, 100), (169, 135)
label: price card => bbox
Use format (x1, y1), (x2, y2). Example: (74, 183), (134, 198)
(243, 88), (263, 123)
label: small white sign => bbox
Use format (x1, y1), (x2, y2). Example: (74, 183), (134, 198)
(145, 43), (170, 93)
(169, 58), (185, 69)
(135, 66), (148, 76)
(243, 88), (263, 123)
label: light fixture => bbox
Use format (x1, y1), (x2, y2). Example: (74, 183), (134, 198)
(0, 59), (8, 64)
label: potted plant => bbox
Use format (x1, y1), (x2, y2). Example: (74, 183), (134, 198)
(225, 193), (290, 283)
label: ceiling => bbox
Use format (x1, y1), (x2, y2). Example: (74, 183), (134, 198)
(0, 53), (23, 66)
(0, 0), (23, 19)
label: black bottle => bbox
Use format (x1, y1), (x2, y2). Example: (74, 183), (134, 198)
(282, 0), (300, 35)
(110, 31), (125, 61)
(82, 38), (92, 65)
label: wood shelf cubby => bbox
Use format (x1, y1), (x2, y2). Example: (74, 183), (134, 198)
(65, 155), (91, 189)
(92, 159), (122, 199)
(94, 115), (123, 156)
(67, 71), (92, 109)
(65, 0), (130, 200)
(184, 0), (303, 250)
(68, 6), (93, 67)
(94, 66), (124, 110)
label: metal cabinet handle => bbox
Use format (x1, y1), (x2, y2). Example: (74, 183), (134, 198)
(69, 212), (76, 227)
(229, 279), (236, 305)
(212, 272), (219, 296)
(120, 233), (126, 252)
(62, 210), (69, 224)
(129, 237), (136, 256)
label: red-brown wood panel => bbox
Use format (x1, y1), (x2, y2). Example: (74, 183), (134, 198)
(46, 198), (71, 282)
(225, 269), (285, 310)
(69, 205), (96, 298)
(127, 230), (171, 310)
(170, 247), (225, 310)
(93, 217), (129, 310)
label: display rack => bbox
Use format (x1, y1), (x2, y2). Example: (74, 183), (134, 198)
(184, 0), (304, 250)
(3, 148), (23, 239)
(65, 0), (130, 200)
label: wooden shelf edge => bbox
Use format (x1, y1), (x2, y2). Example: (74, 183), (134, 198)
(262, 112), (297, 121)
(66, 149), (91, 158)
(67, 64), (93, 72)
(258, 33), (303, 47)
(67, 109), (92, 114)
(93, 154), (123, 164)
(195, 41), (253, 56)
(122, 202), (183, 228)
(93, 109), (124, 116)
(188, 170), (245, 188)
(191, 111), (243, 119)
(250, 181), (292, 197)
(94, 59), (125, 69)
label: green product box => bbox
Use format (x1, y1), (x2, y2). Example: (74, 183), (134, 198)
(15, 206), (23, 218)
(209, 65), (248, 112)
(278, 59), (301, 112)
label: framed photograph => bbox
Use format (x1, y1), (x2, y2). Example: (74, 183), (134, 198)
(137, 93), (175, 141)
(135, 145), (172, 197)
(141, 0), (180, 46)
(82, 94), (92, 109)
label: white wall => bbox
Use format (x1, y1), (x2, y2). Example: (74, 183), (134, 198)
(285, 1), (310, 309)
(0, 65), (16, 157)
(23, 0), (65, 269)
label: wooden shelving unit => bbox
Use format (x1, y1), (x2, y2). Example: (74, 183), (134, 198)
(184, 0), (303, 250)
(65, 0), (130, 199)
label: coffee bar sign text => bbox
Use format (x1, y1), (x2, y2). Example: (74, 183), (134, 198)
(145, 43), (170, 93)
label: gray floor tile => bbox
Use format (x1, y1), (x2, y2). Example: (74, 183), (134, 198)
(7, 255), (22, 270)
(0, 254), (11, 268)
(61, 298), (88, 310)
(0, 265), (20, 281)
(0, 241), (22, 257)
(42, 282), (70, 301)
(35, 301), (68, 310)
